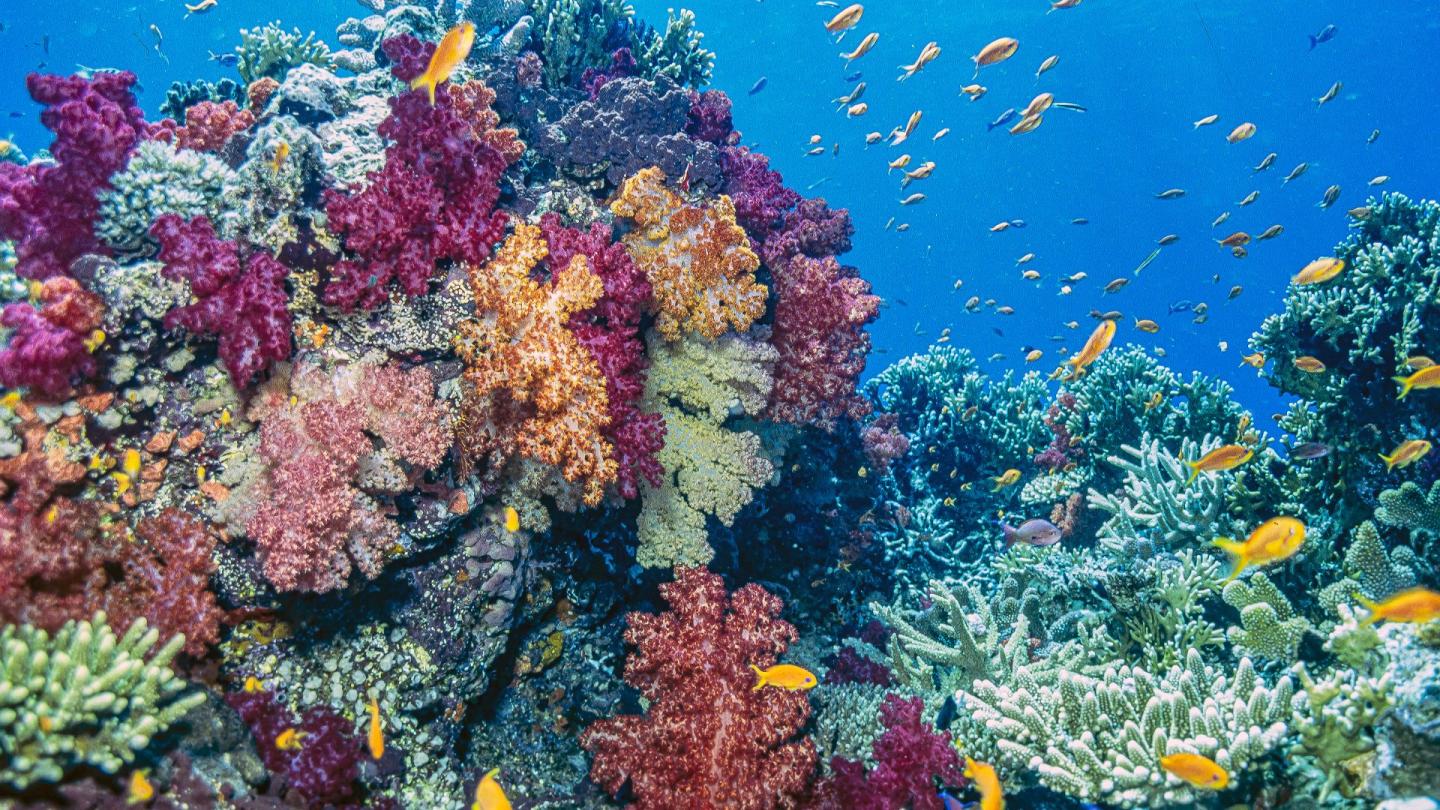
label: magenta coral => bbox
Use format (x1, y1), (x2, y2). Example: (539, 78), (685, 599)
(151, 214), (292, 387)
(226, 687), (363, 806)
(720, 146), (800, 243)
(761, 198), (856, 267)
(822, 646), (894, 687)
(1035, 391), (1083, 472)
(322, 36), (511, 310)
(0, 71), (154, 281)
(686, 88), (735, 145)
(581, 47), (638, 99)
(0, 276), (104, 398)
(811, 694), (965, 810)
(581, 567), (817, 809)
(112, 509), (223, 659)
(861, 414), (911, 472)
(174, 99), (255, 153)
(540, 213), (664, 499)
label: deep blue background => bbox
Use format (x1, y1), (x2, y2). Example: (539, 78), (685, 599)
(3, 0), (1438, 416)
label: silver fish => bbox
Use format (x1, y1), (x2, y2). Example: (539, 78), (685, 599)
(1290, 442), (1332, 460)
(1238, 190), (1259, 206)
(988, 108), (1017, 131)
(1283, 162), (1309, 184)
(1318, 184), (1341, 208)
(1253, 152), (1277, 173)
(1367, 128), (1381, 145)
(1002, 518), (1063, 547)
(1316, 81), (1342, 107)
(1155, 188), (1186, 199)
(1212, 211), (1231, 228)
(1257, 224), (1284, 241)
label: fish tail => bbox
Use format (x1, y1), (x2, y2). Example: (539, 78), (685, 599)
(1394, 376), (1413, 399)
(1221, 559), (1247, 584)
(411, 73), (437, 105)
(1184, 462), (1200, 486)
(1308, 35), (1317, 50)
(1378, 452), (1396, 472)
(1001, 524), (1016, 547)
(1352, 590), (1381, 622)
(750, 664), (766, 691)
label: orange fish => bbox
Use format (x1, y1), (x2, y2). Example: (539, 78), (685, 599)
(1213, 516), (1306, 583)
(991, 468), (1021, 491)
(840, 32), (879, 66)
(899, 41), (941, 80)
(964, 757), (1005, 810)
(1293, 257), (1345, 285)
(412, 22), (476, 105)
(1379, 439), (1431, 472)
(971, 37), (1019, 78)
(1394, 365), (1440, 399)
(1020, 92), (1054, 118)
(1293, 356), (1327, 373)
(473, 767), (511, 810)
(1226, 122), (1256, 143)
(275, 728), (306, 751)
(750, 663), (818, 691)
(825, 4), (864, 34)
(1240, 352), (1265, 369)
(1355, 587), (1440, 625)
(1063, 318), (1116, 380)
(1185, 444), (1253, 484)
(367, 697), (384, 760)
(1160, 753), (1229, 790)
(503, 506), (521, 532)
(127, 770), (155, 804)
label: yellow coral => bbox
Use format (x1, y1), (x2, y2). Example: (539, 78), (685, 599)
(456, 223), (617, 505)
(612, 166), (768, 342)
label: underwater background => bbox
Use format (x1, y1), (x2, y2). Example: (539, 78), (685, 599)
(1, 0), (1439, 808)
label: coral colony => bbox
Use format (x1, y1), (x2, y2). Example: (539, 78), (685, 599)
(0, 2), (1438, 808)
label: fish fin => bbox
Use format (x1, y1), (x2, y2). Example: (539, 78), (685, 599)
(1184, 462), (1200, 486)
(1394, 376), (1413, 399)
(1308, 35), (1317, 50)
(410, 73), (437, 105)
(1001, 524), (1016, 547)
(1212, 537), (1245, 555)
(1352, 591), (1382, 624)
(484, 767), (500, 780)
(1221, 560), (1246, 584)
(1378, 452), (1395, 471)
(750, 664), (766, 691)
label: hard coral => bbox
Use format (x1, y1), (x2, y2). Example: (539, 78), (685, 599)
(151, 214), (292, 386)
(581, 567), (816, 809)
(226, 687), (362, 806)
(323, 36), (512, 310)
(811, 694), (965, 810)
(0, 71), (155, 281)
(0, 276), (104, 397)
(456, 222), (617, 506)
(174, 99), (256, 152)
(612, 166), (767, 342)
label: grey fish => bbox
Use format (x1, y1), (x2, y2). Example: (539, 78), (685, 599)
(1051, 101), (1087, 112)
(1002, 518), (1063, 547)
(1367, 128), (1381, 145)
(988, 108), (1017, 131)
(1253, 152), (1277, 173)
(1212, 211), (1231, 228)
(1309, 24), (1338, 50)
(208, 50), (238, 67)
(1291, 442), (1332, 460)
(1238, 190), (1259, 206)
(1157, 234), (1180, 246)
(1134, 247), (1161, 276)
(1155, 188), (1186, 199)
(1318, 184), (1341, 208)
(1283, 162), (1309, 184)
(1256, 224), (1284, 241)
(748, 76), (767, 95)
(1071, 217), (1090, 225)
(1008, 219), (1027, 228)
(1168, 299), (1193, 314)
(1316, 81), (1342, 107)
(845, 71), (864, 82)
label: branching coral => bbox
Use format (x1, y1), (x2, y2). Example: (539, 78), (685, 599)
(235, 21), (334, 84)
(580, 567), (815, 809)
(0, 276), (104, 397)
(1316, 520), (1418, 610)
(0, 613), (204, 789)
(1221, 572), (1311, 661)
(455, 222), (618, 506)
(96, 140), (235, 256)
(173, 100), (255, 153)
(612, 165), (767, 342)
(1087, 435), (1230, 549)
(527, 0), (713, 88)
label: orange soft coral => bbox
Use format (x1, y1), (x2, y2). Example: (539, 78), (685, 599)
(450, 80), (525, 165)
(456, 222), (617, 505)
(611, 167), (767, 342)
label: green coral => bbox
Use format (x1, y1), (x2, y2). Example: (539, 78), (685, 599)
(1, 614), (204, 789)
(637, 329), (776, 568)
(959, 649), (1293, 807)
(95, 140), (235, 256)
(236, 21), (334, 84)
(1317, 521), (1418, 611)
(527, 0), (713, 87)
(631, 9), (714, 88)
(1376, 479), (1440, 537)
(1087, 434), (1230, 549)
(1096, 550), (1226, 671)
(1222, 572), (1311, 661)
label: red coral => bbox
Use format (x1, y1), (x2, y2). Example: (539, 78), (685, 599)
(226, 687), (363, 806)
(581, 567), (816, 809)
(541, 213), (664, 500)
(0, 71), (154, 281)
(810, 694), (965, 810)
(151, 214), (292, 387)
(322, 36), (512, 310)
(761, 198), (856, 268)
(175, 100), (255, 152)
(0, 276), (104, 398)
(449, 80), (525, 164)
(109, 509), (223, 659)
(247, 77), (280, 112)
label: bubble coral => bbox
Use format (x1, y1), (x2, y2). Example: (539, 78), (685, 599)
(150, 213), (292, 387)
(612, 165), (767, 342)
(173, 99), (256, 153)
(322, 36), (512, 310)
(581, 567), (817, 809)
(811, 694), (965, 810)
(0, 276), (104, 397)
(455, 222), (618, 506)
(226, 686), (363, 806)
(0, 71), (155, 281)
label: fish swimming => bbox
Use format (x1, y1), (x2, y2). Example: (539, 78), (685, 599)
(1213, 516), (1307, 583)
(1379, 439), (1431, 472)
(824, 4), (864, 34)
(1308, 24), (1338, 50)
(1064, 318), (1116, 380)
(971, 37), (1019, 78)
(1185, 444), (1253, 484)
(1316, 81), (1342, 107)
(1318, 184), (1341, 208)
(751, 663), (818, 690)
(964, 757), (1006, 810)
(1160, 753), (1229, 790)
(1155, 188), (1186, 200)
(1001, 518), (1062, 547)
(991, 468), (1022, 491)
(473, 768), (511, 810)
(1293, 257), (1344, 285)
(1393, 364), (1440, 398)
(1289, 442), (1331, 460)
(1227, 122), (1256, 143)
(1355, 588), (1440, 625)
(840, 32), (878, 66)
(411, 22), (475, 105)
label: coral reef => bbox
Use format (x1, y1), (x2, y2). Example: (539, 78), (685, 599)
(96, 141), (235, 256)
(235, 21), (334, 84)
(812, 693), (966, 810)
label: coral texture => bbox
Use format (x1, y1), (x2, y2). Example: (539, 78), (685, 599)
(0, 276), (104, 397)
(813, 694), (966, 810)
(225, 687), (363, 806)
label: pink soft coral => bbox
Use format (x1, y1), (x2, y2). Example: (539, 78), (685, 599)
(0, 276), (105, 398)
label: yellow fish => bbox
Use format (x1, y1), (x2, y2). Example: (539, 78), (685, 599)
(1354, 587), (1440, 625)
(503, 506), (521, 533)
(1144, 391), (1164, 412)
(887, 154), (911, 173)
(1394, 364), (1440, 399)
(1379, 439), (1431, 472)
(991, 468), (1021, 492)
(964, 757), (1005, 810)
(1293, 356), (1327, 373)
(1160, 752), (1229, 790)
(368, 697), (384, 760)
(1024, 349), (1043, 363)
(128, 769), (155, 804)
(1293, 257), (1345, 285)
(1213, 516), (1306, 583)
(1063, 319), (1116, 380)
(1226, 122), (1256, 143)
(1184, 444), (1253, 484)
(750, 663), (818, 691)
(840, 32), (879, 66)
(412, 22), (476, 105)
(275, 728), (306, 751)
(1134, 318), (1160, 333)
(1240, 352), (1265, 369)
(960, 83), (987, 100)
(473, 767), (511, 810)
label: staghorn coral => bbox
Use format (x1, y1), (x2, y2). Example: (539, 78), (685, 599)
(0, 613), (204, 789)
(235, 21), (334, 84)
(0, 276), (104, 398)
(455, 221), (618, 506)
(637, 329), (776, 568)
(811, 682), (890, 767)
(1087, 434), (1230, 549)
(96, 140), (235, 256)
(613, 165), (767, 341)
(1316, 520), (1418, 613)
(581, 567), (815, 809)
(1221, 572), (1312, 661)
(959, 649), (1293, 807)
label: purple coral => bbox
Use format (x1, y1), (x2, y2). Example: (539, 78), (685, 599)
(0, 276), (105, 397)
(862, 414), (911, 472)
(686, 88), (735, 145)
(811, 694), (966, 810)
(721, 146), (801, 243)
(822, 646), (894, 687)
(227, 687), (364, 806)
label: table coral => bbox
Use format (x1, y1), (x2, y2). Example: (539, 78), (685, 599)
(455, 221), (618, 506)
(0, 276), (104, 398)
(613, 165), (768, 342)
(581, 567), (816, 809)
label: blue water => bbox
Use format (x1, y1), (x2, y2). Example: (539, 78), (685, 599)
(4, 0), (1438, 416)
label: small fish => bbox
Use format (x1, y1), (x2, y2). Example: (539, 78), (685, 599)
(1213, 516), (1307, 583)
(1211, 211), (1231, 228)
(1009, 114), (1042, 135)
(1228, 285), (1243, 300)
(833, 83), (865, 107)
(1024, 347), (1043, 361)
(1185, 444), (1253, 484)
(128, 770), (155, 804)
(899, 193), (926, 206)
(845, 71), (864, 82)
(964, 757), (1006, 810)
(1218, 231), (1251, 247)
(1155, 188), (1186, 200)
(990, 222), (1011, 233)
(899, 41), (941, 80)
(991, 468), (1022, 491)
(1035, 54), (1059, 80)
(1316, 81), (1342, 107)
(1405, 356), (1435, 370)
(1104, 277), (1129, 294)
(1256, 224), (1284, 241)
(1193, 113), (1219, 129)
(997, 305), (1015, 315)
(1071, 217), (1089, 225)
(1289, 441), (1330, 460)
(275, 728), (306, 751)
(865, 131), (883, 144)
(1021, 269), (1040, 281)
(184, 0), (217, 14)
(1348, 206), (1373, 220)
(1294, 356), (1327, 373)
(971, 37), (1019, 79)
(1379, 439), (1432, 472)
(932, 127), (950, 141)
(1017, 252), (1036, 265)
(208, 50), (239, 67)
(1051, 101), (1087, 112)
(1065, 272), (1087, 282)
(1048, 0), (1082, 12)
(896, 223), (910, 232)
(1134, 248), (1161, 276)
(1157, 234), (1180, 246)
(1227, 122), (1256, 143)
(1253, 152), (1277, 173)
(1231, 246), (1248, 259)
(751, 663), (818, 691)
(1134, 318), (1160, 333)
(1308, 24), (1338, 50)
(960, 83), (988, 100)
(1238, 190), (1259, 206)
(1064, 320), (1079, 329)
(473, 767), (511, 810)
(1020, 92), (1054, 118)
(1008, 219), (1027, 228)
(824, 4), (863, 34)
(1293, 257), (1344, 285)
(1282, 163), (1309, 184)
(749, 76), (768, 95)
(1369, 175), (1390, 186)
(368, 697), (384, 759)
(1145, 390), (1165, 411)
(846, 102), (868, 118)
(1355, 588), (1440, 625)
(891, 110), (922, 144)
(840, 32), (878, 66)
(988, 108), (1017, 131)
(1367, 128), (1381, 145)
(901, 161), (936, 187)
(1318, 184), (1341, 208)
(411, 22), (475, 105)
(1064, 318), (1116, 379)
(1161, 753), (1230, 791)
